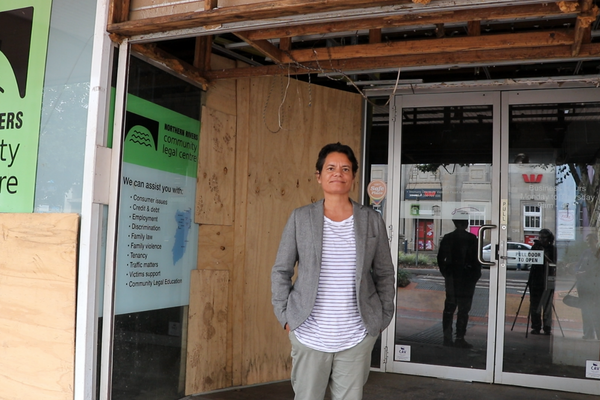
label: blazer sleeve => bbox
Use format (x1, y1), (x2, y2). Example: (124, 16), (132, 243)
(271, 210), (299, 329)
(372, 213), (397, 331)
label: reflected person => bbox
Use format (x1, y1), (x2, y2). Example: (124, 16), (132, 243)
(271, 143), (396, 400)
(437, 216), (482, 349)
(528, 228), (556, 335)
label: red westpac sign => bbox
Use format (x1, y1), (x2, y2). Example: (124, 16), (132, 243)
(522, 174), (543, 183)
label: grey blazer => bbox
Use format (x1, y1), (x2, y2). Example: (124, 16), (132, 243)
(271, 199), (396, 337)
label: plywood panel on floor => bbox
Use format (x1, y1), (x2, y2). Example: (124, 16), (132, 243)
(0, 213), (79, 400)
(186, 269), (230, 394)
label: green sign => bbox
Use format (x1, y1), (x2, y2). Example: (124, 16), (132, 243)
(123, 95), (200, 177)
(115, 93), (200, 315)
(0, 1), (52, 212)
(410, 204), (420, 216)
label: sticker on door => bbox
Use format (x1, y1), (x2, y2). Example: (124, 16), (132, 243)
(395, 345), (411, 362)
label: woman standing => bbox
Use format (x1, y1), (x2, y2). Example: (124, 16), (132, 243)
(271, 143), (396, 400)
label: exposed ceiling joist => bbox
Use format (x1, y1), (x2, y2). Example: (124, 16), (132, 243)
(572, 6), (599, 54)
(205, 43), (600, 80)
(240, 2), (577, 41)
(193, 36), (212, 71)
(110, 0), (600, 92)
(108, 0), (572, 38)
(109, 0), (419, 36)
(282, 30), (574, 64)
(132, 43), (210, 89)
(233, 33), (284, 64)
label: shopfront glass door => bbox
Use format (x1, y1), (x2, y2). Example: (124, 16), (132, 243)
(497, 89), (600, 394)
(386, 92), (500, 382)
(384, 89), (600, 394)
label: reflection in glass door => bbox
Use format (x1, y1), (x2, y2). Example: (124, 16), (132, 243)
(498, 91), (600, 394)
(387, 93), (499, 381)
(383, 89), (600, 394)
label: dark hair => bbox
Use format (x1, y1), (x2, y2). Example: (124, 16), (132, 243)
(452, 219), (468, 229)
(539, 228), (554, 244)
(315, 142), (359, 175)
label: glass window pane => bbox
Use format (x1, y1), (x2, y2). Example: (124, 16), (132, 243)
(504, 102), (600, 378)
(395, 105), (493, 367)
(111, 56), (202, 400)
(34, 0), (96, 213)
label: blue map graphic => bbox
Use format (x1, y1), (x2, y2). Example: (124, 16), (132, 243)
(172, 209), (192, 264)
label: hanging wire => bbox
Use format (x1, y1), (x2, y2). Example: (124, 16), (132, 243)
(262, 65), (292, 133)
(268, 45), (392, 114)
(311, 48), (380, 107)
(384, 67), (402, 106)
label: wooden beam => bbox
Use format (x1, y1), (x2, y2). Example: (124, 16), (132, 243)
(131, 43), (210, 89)
(580, 0), (596, 45)
(204, 43), (600, 80)
(369, 29), (382, 44)
(205, 0), (218, 11)
(242, 2), (576, 41)
(435, 23), (445, 38)
(279, 37), (292, 52)
(571, 6), (598, 55)
(467, 21), (481, 36)
(108, 0), (130, 24)
(194, 36), (213, 71)
(108, 0), (418, 36)
(233, 33), (285, 64)
(283, 30), (574, 64)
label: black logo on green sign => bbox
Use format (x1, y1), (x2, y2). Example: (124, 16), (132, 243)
(0, 7), (33, 98)
(124, 111), (160, 151)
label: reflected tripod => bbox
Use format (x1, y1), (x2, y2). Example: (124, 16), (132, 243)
(511, 268), (564, 337)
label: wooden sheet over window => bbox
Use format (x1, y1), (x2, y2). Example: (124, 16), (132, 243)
(0, 213), (79, 400)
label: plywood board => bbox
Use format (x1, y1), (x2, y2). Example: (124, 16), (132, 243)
(196, 224), (235, 386)
(197, 225), (234, 270)
(196, 106), (236, 225)
(241, 76), (363, 384)
(0, 213), (79, 400)
(231, 77), (252, 387)
(186, 269), (230, 394)
(130, 0), (205, 20)
(206, 55), (238, 115)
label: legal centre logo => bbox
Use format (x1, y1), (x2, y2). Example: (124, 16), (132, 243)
(124, 111), (160, 152)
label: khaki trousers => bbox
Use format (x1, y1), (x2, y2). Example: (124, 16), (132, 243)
(289, 331), (377, 400)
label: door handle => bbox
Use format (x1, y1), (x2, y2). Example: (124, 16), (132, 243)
(478, 224), (496, 267)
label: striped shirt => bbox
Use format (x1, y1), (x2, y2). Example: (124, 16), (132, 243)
(294, 215), (368, 352)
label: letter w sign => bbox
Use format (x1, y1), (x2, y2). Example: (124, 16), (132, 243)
(522, 174), (543, 183)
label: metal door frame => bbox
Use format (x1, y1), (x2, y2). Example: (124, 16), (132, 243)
(493, 87), (600, 395)
(383, 91), (501, 383)
(381, 87), (600, 395)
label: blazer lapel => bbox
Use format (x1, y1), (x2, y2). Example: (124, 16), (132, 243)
(310, 199), (325, 268)
(353, 200), (367, 275)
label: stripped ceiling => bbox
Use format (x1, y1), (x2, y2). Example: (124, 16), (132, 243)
(107, 0), (600, 94)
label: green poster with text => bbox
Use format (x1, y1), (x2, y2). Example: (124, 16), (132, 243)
(123, 95), (199, 177)
(115, 94), (200, 315)
(0, 1), (52, 212)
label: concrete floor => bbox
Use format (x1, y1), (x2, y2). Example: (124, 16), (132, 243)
(185, 269), (599, 400)
(186, 372), (597, 400)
